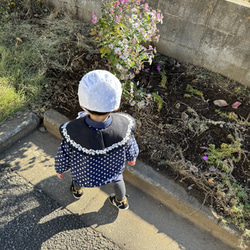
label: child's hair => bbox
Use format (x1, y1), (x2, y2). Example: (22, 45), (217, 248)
(86, 109), (111, 116)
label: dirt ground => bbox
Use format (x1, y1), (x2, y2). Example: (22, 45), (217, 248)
(42, 18), (250, 220)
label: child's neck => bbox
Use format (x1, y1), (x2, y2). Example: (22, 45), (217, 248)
(89, 114), (110, 122)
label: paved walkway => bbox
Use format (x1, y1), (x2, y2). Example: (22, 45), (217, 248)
(0, 110), (242, 249)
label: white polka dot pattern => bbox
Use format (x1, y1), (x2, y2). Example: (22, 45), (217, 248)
(55, 135), (139, 187)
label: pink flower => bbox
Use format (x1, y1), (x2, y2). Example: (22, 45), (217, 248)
(155, 34), (160, 43)
(115, 48), (121, 55)
(110, 9), (114, 14)
(156, 66), (161, 71)
(203, 156), (208, 161)
(115, 15), (120, 22)
(144, 3), (149, 11)
(92, 13), (98, 24)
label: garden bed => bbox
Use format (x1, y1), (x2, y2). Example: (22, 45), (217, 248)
(44, 19), (250, 226)
(43, 21), (250, 240)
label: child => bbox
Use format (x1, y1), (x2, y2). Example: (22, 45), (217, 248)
(55, 70), (139, 210)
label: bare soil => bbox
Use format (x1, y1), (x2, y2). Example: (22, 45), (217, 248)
(42, 20), (250, 219)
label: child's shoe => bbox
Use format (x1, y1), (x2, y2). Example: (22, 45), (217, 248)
(70, 182), (84, 199)
(109, 194), (129, 210)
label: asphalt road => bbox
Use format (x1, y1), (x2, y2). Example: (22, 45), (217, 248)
(0, 167), (121, 250)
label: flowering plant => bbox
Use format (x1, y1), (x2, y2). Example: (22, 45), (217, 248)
(128, 81), (153, 109)
(91, 0), (163, 81)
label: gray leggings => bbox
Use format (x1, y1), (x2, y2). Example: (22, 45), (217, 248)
(112, 175), (126, 201)
(73, 174), (126, 201)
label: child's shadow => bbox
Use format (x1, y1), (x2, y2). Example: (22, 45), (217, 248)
(79, 199), (119, 227)
(36, 174), (119, 228)
(1, 174), (118, 249)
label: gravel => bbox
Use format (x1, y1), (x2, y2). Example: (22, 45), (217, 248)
(0, 167), (121, 250)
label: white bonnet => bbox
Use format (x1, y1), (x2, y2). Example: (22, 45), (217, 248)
(78, 70), (122, 112)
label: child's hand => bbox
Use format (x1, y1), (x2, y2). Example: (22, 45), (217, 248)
(57, 173), (64, 179)
(128, 160), (136, 166)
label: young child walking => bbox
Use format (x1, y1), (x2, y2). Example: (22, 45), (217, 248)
(55, 70), (139, 210)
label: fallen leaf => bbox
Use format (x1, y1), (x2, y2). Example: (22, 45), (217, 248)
(213, 99), (228, 107)
(90, 29), (97, 35)
(232, 101), (241, 109)
(49, 12), (58, 19)
(190, 165), (198, 173)
(16, 37), (22, 42)
(208, 178), (215, 184)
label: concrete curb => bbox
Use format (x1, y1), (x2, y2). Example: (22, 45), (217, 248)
(43, 109), (243, 249)
(124, 163), (241, 249)
(0, 111), (41, 153)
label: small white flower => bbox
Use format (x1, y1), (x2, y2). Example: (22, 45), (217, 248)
(132, 14), (137, 19)
(123, 44), (129, 50)
(144, 33), (149, 40)
(120, 53), (129, 60)
(122, 38), (128, 44)
(130, 100), (136, 106)
(116, 63), (123, 70)
(138, 100), (145, 109)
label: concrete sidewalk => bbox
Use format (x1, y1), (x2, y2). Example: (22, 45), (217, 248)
(0, 110), (244, 249)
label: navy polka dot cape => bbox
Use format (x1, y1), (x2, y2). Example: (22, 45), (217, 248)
(55, 113), (139, 188)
